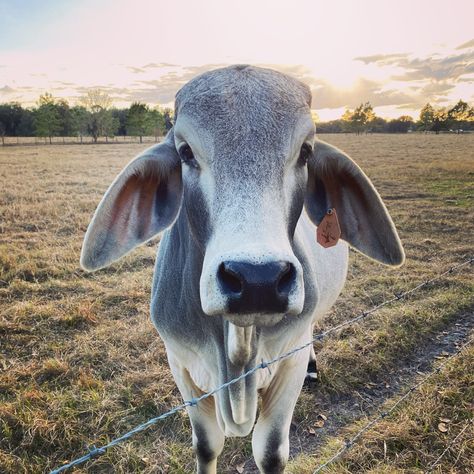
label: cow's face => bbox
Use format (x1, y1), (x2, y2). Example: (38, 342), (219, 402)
(173, 66), (313, 326)
(80, 66), (404, 327)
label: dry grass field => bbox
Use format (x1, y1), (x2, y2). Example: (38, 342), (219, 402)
(0, 134), (473, 473)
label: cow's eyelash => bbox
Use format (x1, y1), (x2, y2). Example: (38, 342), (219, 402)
(178, 144), (200, 169)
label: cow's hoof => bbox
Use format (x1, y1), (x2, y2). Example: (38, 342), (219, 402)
(304, 360), (318, 385)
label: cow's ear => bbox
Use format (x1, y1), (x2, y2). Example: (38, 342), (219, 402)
(81, 131), (182, 271)
(305, 139), (404, 266)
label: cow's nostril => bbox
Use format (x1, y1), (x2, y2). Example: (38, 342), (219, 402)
(277, 263), (296, 296)
(218, 263), (243, 295)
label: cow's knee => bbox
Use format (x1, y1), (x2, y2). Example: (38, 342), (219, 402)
(253, 426), (288, 474)
(192, 423), (224, 474)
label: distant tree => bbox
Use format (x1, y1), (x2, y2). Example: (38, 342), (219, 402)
(448, 100), (474, 132)
(367, 116), (387, 133)
(163, 108), (174, 131)
(419, 103), (435, 132)
(17, 109), (35, 136)
(341, 109), (354, 132)
(431, 107), (449, 134)
(70, 106), (90, 143)
(0, 102), (25, 137)
(34, 93), (61, 144)
(126, 102), (153, 143)
(56, 99), (73, 137)
(387, 115), (414, 133)
(315, 119), (345, 133)
(102, 112), (119, 142)
(111, 108), (128, 136)
(342, 102), (375, 134)
(80, 89), (113, 142)
(0, 122), (5, 145)
(148, 108), (166, 141)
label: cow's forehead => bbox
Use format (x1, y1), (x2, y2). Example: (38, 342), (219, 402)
(175, 65), (312, 130)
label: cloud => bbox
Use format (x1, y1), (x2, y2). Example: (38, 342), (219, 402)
(356, 50), (474, 83)
(142, 62), (180, 69)
(0, 85), (16, 94)
(391, 52), (474, 82)
(127, 66), (146, 74)
(354, 53), (409, 64)
(456, 38), (474, 50)
(307, 77), (415, 109)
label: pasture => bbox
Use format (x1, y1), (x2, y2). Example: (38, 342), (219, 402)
(0, 134), (473, 473)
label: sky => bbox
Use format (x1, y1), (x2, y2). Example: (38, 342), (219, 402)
(0, 0), (473, 120)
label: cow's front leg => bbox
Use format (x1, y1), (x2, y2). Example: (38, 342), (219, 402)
(252, 345), (309, 473)
(169, 359), (225, 474)
(305, 344), (318, 383)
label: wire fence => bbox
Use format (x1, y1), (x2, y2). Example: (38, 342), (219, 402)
(49, 257), (473, 474)
(1, 135), (165, 146)
(426, 417), (473, 473)
(312, 338), (472, 473)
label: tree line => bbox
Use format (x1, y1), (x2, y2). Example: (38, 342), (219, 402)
(1, 91), (473, 145)
(316, 100), (474, 134)
(0, 90), (173, 145)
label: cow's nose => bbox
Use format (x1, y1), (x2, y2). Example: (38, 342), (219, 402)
(217, 260), (296, 314)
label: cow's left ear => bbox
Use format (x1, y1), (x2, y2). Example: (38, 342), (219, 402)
(305, 139), (405, 266)
(81, 130), (182, 271)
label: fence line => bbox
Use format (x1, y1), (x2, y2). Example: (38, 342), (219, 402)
(312, 338), (472, 473)
(49, 257), (473, 474)
(426, 417), (473, 473)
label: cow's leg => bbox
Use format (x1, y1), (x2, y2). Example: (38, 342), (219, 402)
(252, 346), (309, 474)
(169, 360), (225, 474)
(305, 344), (318, 383)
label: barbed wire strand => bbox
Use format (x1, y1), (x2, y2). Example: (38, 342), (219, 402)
(425, 418), (473, 473)
(312, 338), (472, 473)
(49, 257), (473, 474)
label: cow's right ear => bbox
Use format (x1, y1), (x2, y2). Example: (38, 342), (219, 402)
(80, 130), (182, 271)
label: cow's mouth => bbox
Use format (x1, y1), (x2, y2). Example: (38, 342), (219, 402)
(222, 312), (286, 328)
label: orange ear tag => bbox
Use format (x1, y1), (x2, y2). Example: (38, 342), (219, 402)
(317, 208), (341, 248)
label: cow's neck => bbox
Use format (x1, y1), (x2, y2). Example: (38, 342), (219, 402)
(170, 210), (260, 433)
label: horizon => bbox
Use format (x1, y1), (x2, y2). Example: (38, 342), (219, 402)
(1, 0), (473, 120)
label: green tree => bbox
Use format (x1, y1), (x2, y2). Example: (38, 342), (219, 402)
(367, 116), (387, 133)
(126, 102), (153, 143)
(0, 121), (5, 145)
(448, 100), (474, 132)
(56, 99), (73, 138)
(148, 107), (166, 141)
(431, 107), (449, 134)
(387, 115), (414, 133)
(70, 106), (90, 143)
(163, 108), (174, 131)
(34, 93), (61, 144)
(419, 103), (435, 132)
(80, 89), (113, 143)
(342, 102), (375, 134)
(0, 102), (27, 138)
(102, 110), (119, 142)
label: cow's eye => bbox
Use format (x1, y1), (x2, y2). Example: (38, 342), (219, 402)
(298, 143), (313, 165)
(178, 144), (199, 168)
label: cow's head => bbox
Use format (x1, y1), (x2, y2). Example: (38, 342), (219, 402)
(81, 65), (404, 327)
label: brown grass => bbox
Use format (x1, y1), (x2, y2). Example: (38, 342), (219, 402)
(0, 134), (473, 473)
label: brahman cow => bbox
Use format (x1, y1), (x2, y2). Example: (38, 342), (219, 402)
(81, 65), (404, 473)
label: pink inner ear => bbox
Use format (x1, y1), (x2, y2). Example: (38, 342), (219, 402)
(109, 172), (162, 248)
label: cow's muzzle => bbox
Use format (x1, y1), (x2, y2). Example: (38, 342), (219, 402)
(218, 260), (295, 314)
(200, 250), (305, 325)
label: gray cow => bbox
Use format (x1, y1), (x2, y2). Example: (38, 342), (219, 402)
(81, 65), (404, 473)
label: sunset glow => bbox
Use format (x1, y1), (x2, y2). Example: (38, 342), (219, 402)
(1, 0), (473, 119)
